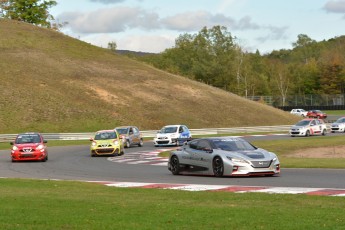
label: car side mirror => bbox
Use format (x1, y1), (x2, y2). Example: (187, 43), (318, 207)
(90, 138), (94, 141)
(10, 142), (13, 145)
(44, 140), (48, 143)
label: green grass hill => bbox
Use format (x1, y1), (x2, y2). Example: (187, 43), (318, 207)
(0, 19), (299, 133)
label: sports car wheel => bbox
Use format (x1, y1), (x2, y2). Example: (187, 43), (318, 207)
(170, 156), (180, 175)
(213, 157), (224, 177)
(138, 139), (143, 147)
(305, 130), (310, 137)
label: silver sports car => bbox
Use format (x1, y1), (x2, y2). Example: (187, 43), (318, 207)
(168, 137), (280, 177)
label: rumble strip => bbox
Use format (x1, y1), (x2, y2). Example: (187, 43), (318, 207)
(88, 181), (345, 197)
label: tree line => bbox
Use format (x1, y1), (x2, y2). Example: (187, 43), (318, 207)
(133, 26), (345, 106)
(1, 1), (344, 106)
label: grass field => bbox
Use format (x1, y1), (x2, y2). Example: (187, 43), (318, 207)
(1, 19), (345, 229)
(325, 110), (345, 116)
(0, 19), (300, 133)
(2, 133), (345, 229)
(1, 178), (345, 230)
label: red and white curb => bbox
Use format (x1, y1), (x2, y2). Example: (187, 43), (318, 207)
(2, 177), (344, 197)
(89, 181), (345, 197)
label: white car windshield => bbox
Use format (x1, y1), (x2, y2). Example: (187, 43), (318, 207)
(335, 118), (345, 123)
(160, 127), (178, 133)
(295, 120), (311, 126)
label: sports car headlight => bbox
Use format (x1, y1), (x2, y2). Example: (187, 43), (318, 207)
(113, 140), (119, 145)
(226, 157), (249, 164)
(91, 141), (97, 147)
(36, 144), (44, 150)
(12, 146), (18, 151)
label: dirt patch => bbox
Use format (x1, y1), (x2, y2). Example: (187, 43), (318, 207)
(289, 146), (345, 158)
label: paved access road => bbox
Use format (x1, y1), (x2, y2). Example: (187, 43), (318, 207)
(1, 133), (345, 189)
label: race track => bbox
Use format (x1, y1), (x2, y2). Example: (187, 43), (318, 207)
(1, 134), (345, 189)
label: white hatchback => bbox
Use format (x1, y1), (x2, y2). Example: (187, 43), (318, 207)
(331, 117), (345, 133)
(153, 125), (192, 147)
(290, 109), (308, 117)
(290, 119), (327, 137)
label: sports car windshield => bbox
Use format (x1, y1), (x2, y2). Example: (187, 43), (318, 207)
(160, 127), (178, 133)
(213, 140), (257, 151)
(116, 128), (128, 135)
(15, 134), (41, 144)
(295, 120), (311, 126)
(95, 132), (117, 140)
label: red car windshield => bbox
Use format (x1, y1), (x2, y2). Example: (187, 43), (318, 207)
(15, 134), (41, 144)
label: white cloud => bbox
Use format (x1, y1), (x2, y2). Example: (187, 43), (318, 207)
(323, 0), (345, 13)
(58, 7), (160, 33)
(80, 33), (175, 53)
(161, 11), (215, 31)
(117, 34), (175, 53)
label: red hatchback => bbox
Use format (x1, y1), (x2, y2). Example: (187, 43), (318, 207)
(307, 110), (327, 119)
(10, 133), (48, 162)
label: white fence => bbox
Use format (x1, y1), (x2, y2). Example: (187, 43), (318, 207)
(0, 125), (292, 143)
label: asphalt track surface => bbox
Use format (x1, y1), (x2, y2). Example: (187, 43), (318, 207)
(1, 133), (345, 189)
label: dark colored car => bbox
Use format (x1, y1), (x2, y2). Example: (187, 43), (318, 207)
(115, 126), (143, 148)
(307, 110), (327, 119)
(10, 132), (48, 162)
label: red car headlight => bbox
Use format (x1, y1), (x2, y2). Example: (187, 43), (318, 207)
(36, 144), (44, 150)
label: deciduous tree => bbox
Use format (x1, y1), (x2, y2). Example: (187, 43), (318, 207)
(0, 0), (57, 28)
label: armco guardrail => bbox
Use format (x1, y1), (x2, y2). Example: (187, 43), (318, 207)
(0, 125), (293, 143)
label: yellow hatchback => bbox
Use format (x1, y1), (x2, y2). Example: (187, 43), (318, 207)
(90, 130), (124, 157)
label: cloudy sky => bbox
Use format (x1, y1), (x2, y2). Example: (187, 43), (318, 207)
(50, 0), (345, 54)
